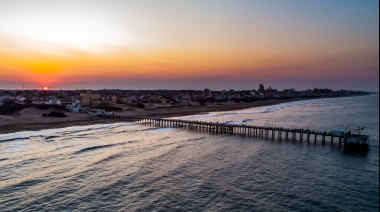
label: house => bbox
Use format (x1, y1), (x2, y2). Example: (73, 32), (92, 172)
(66, 102), (81, 113)
(0, 96), (9, 106)
(45, 99), (61, 105)
(15, 96), (26, 104)
(152, 95), (166, 104)
(87, 109), (106, 115)
(32, 98), (45, 105)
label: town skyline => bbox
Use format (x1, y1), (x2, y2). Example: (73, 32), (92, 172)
(1, 83), (371, 117)
(0, 0), (378, 92)
(0, 83), (377, 93)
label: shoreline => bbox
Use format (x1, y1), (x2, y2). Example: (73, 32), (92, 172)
(141, 98), (305, 118)
(0, 96), (365, 135)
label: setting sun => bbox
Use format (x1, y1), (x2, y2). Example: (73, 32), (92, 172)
(43, 86), (48, 90)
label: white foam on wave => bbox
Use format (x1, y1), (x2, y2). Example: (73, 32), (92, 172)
(224, 121), (244, 125)
(152, 127), (178, 133)
(0, 122), (135, 142)
(322, 103), (337, 107)
(175, 100), (315, 120)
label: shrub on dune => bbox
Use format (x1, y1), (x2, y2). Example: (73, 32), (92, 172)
(47, 111), (67, 117)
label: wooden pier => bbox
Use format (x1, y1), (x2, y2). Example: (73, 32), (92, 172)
(99, 115), (346, 146)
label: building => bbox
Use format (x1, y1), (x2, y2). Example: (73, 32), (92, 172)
(258, 84), (265, 97)
(284, 88), (296, 97)
(80, 91), (100, 106)
(203, 88), (211, 97)
(267, 86), (274, 98)
(259, 84), (265, 93)
(66, 103), (81, 112)
(44, 99), (61, 105)
(152, 95), (166, 104)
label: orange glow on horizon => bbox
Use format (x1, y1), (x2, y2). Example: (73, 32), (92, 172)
(43, 86), (48, 90)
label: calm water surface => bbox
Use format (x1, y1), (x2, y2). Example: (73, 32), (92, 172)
(0, 95), (378, 211)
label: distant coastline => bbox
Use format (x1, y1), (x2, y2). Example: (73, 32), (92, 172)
(0, 95), (373, 135)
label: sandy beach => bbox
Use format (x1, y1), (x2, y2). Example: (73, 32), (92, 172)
(0, 98), (309, 134)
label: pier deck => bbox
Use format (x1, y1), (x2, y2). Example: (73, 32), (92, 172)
(100, 115), (351, 146)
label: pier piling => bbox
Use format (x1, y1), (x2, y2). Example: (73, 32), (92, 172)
(100, 115), (347, 146)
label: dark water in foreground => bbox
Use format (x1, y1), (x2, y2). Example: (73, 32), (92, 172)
(0, 95), (378, 211)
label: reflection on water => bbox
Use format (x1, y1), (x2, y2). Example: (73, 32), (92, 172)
(0, 95), (378, 211)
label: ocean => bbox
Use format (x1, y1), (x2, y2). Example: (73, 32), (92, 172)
(0, 94), (378, 211)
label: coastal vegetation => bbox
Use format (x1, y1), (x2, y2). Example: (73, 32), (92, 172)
(36, 104), (69, 111)
(0, 100), (28, 115)
(42, 111), (67, 118)
(135, 103), (145, 108)
(93, 102), (123, 112)
(47, 111), (67, 117)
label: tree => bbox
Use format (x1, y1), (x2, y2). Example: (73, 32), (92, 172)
(24, 99), (33, 105)
(15, 91), (23, 96)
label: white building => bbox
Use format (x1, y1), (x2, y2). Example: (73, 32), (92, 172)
(15, 97), (26, 104)
(66, 103), (81, 113)
(45, 99), (61, 105)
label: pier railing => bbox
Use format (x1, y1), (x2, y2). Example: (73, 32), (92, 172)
(99, 114), (348, 146)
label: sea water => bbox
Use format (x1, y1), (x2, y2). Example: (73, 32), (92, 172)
(0, 95), (378, 211)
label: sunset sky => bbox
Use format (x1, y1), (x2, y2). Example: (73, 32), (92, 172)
(0, 0), (378, 91)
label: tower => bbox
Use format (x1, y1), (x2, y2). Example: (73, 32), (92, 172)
(259, 84), (265, 93)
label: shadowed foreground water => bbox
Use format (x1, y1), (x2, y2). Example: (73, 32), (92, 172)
(0, 95), (378, 211)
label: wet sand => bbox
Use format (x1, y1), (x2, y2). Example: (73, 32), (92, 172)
(0, 98), (309, 134)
